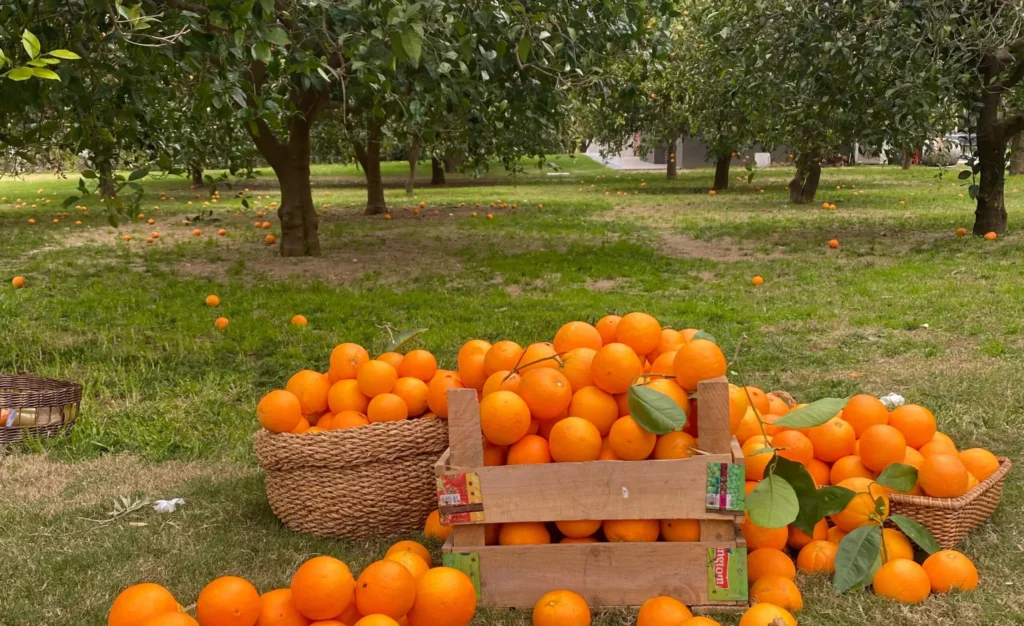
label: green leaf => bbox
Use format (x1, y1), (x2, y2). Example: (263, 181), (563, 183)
(769, 456), (820, 535)
(22, 30), (40, 59)
(31, 68), (60, 80)
(890, 514), (940, 555)
(875, 463), (918, 493)
(128, 168), (149, 182)
(260, 0), (275, 15)
(517, 36), (531, 64)
(385, 328), (428, 352)
(968, 184), (979, 200)
(774, 397), (848, 429)
(957, 170), (972, 180)
(108, 213), (120, 228)
(627, 384), (688, 435)
(47, 49), (80, 60)
(81, 169), (98, 179)
(264, 27), (290, 46)
(816, 485), (857, 517)
(252, 42), (271, 63)
(401, 29), (423, 67)
(7, 66), (33, 81)
(692, 330), (717, 344)
(746, 473), (799, 529)
(62, 195), (79, 209)
(834, 525), (882, 594)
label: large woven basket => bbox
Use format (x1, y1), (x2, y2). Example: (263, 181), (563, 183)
(254, 418), (449, 539)
(890, 457), (1012, 549)
(0, 374), (81, 444)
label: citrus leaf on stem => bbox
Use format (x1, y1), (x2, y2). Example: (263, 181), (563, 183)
(875, 463), (918, 493)
(628, 384), (687, 435)
(768, 456), (820, 535)
(774, 397), (849, 429)
(889, 514), (940, 555)
(746, 472), (799, 529)
(834, 524), (882, 594)
(692, 330), (716, 344)
(384, 328), (428, 352)
(816, 485), (857, 517)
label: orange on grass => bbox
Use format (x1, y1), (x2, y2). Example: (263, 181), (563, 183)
(771, 430), (814, 466)
(796, 540), (838, 574)
(423, 509), (451, 541)
(518, 342), (559, 372)
(357, 360), (398, 398)
(367, 393), (408, 423)
(873, 559), (931, 603)
(608, 415), (657, 460)
(888, 404), (937, 449)
(741, 513), (788, 551)
(743, 387), (771, 418)
(830, 455), (877, 485)
(747, 548), (796, 583)
(673, 339), (727, 392)
(788, 519), (828, 550)
(352, 616), (398, 626)
(918, 454), (969, 498)
(329, 343), (370, 382)
(291, 557), (355, 620)
(499, 522), (551, 545)
(286, 370), (331, 416)
(205, 294), (221, 307)
(644, 378), (690, 412)
(108, 583), (179, 626)
(405, 567), (476, 626)
(751, 275), (764, 286)
(922, 550), (979, 593)
(257, 589), (310, 626)
(518, 368), (572, 420)
(984, 231), (998, 241)
(265, 235), (276, 245)
(738, 603), (796, 626)
(559, 347), (596, 390)
(483, 341), (524, 376)
(556, 520), (602, 539)
(196, 576), (261, 626)
(11, 276), (26, 288)
(376, 352), (404, 370)
(507, 434), (552, 464)
(398, 350), (438, 382)
(592, 343), (643, 394)
(392, 377), (428, 416)
(332, 410), (370, 430)
(568, 386), (619, 436)
(258, 390), (303, 433)
(660, 519), (701, 542)
(426, 370), (464, 417)
(479, 390), (532, 445)
(548, 417), (602, 462)
(554, 321), (603, 353)
(385, 551), (429, 581)
(603, 519), (660, 542)
(807, 417), (856, 462)
(749, 575), (803, 611)
(532, 590), (591, 626)
(595, 314), (622, 345)
(615, 312), (662, 356)
(826, 526), (847, 544)
(806, 458), (831, 487)
(882, 528), (914, 562)
(218, 229), (227, 237)
(654, 431), (696, 460)
(386, 541), (431, 567)
(142, 614), (199, 626)
(355, 560), (416, 619)
(637, 596), (692, 626)
(960, 448), (1000, 481)
(831, 477), (889, 532)
(841, 394), (889, 437)
(290, 315), (307, 326)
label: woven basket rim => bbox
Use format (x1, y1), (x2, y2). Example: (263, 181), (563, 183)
(0, 373), (82, 404)
(255, 415), (444, 441)
(890, 456), (1012, 509)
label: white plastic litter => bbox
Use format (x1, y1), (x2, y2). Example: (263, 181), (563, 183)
(879, 393), (906, 410)
(152, 498), (185, 513)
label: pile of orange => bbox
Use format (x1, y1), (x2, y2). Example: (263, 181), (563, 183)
(107, 540), (476, 626)
(256, 344), (443, 434)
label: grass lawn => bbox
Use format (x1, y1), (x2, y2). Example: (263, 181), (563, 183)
(1, 156), (1022, 625)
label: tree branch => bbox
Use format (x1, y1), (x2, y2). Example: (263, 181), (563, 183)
(1002, 113), (1024, 138)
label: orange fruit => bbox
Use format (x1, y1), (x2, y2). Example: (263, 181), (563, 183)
(367, 393), (408, 423)
(290, 315), (307, 326)
(830, 455), (877, 484)
(108, 583), (179, 626)
(615, 312), (662, 356)
(826, 526), (847, 544)
(932, 432), (957, 448)
(405, 567), (476, 626)
(386, 541), (431, 567)
(595, 314), (622, 345)
(11, 276), (27, 288)
(903, 446), (925, 468)
(728, 384), (751, 433)
(749, 575), (803, 611)
(747, 548), (796, 583)
(649, 328), (685, 361)
(291, 557), (355, 620)
(734, 410), (764, 445)
(591, 343), (643, 393)
(142, 615), (199, 626)
(196, 576), (261, 626)
(673, 340), (727, 392)
(355, 560), (416, 619)
(660, 519), (701, 542)
(919, 454), (969, 498)
(482, 370), (521, 397)
(332, 410), (370, 430)
(392, 377), (428, 416)
(743, 387), (771, 418)
(841, 394), (889, 437)
(559, 347), (596, 390)
(518, 342), (559, 372)
(518, 368), (572, 420)
(807, 417), (855, 462)
(615, 392), (631, 417)
(637, 596), (692, 625)
(888, 404), (937, 449)
(796, 540), (838, 574)
(766, 394), (790, 416)
(385, 551), (429, 581)
(376, 352), (404, 370)
(920, 438), (957, 458)
(398, 350), (438, 382)
(806, 458), (831, 487)
(741, 513), (788, 551)
(644, 378), (690, 412)
(831, 477), (889, 531)
(554, 321), (603, 353)
(922, 550), (979, 593)
(352, 616), (398, 626)
(648, 350), (678, 380)
(479, 390), (532, 445)
(882, 528), (914, 562)
(205, 294), (221, 307)
(483, 341), (524, 376)
(426, 370), (464, 417)
(567, 386), (619, 436)
(256, 588), (310, 626)
(258, 390), (303, 433)
(960, 448), (1000, 481)
(743, 437), (775, 481)
(499, 521), (551, 545)
(507, 434), (552, 464)
(555, 520), (602, 539)
(532, 590), (590, 626)
(604, 519), (660, 542)
(771, 430), (814, 466)
(357, 360), (398, 398)
(457, 340), (491, 389)
(681, 619), (722, 626)
(423, 510), (451, 541)
(286, 370), (331, 416)
(738, 603), (796, 626)
(290, 417), (311, 434)
(548, 417), (602, 462)
(787, 519), (828, 550)
(984, 231), (997, 240)
(654, 431), (696, 460)
(329, 343), (369, 382)
(214, 317), (230, 330)
(483, 440), (508, 466)
(873, 559), (931, 603)
(608, 415), (657, 460)
(327, 380), (370, 415)
(265, 235), (276, 245)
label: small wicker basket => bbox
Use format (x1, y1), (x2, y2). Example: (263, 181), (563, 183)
(254, 418), (449, 539)
(0, 374), (81, 444)
(890, 457), (1012, 549)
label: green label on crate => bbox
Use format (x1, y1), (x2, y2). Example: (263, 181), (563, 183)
(707, 547), (748, 602)
(442, 551), (481, 601)
(706, 462), (745, 512)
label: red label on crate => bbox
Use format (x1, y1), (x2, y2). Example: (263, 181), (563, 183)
(436, 472), (484, 525)
(712, 548), (730, 589)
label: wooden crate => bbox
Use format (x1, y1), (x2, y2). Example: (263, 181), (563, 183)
(435, 376), (748, 610)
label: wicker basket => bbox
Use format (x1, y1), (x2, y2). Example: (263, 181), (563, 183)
(890, 457), (1012, 549)
(0, 374), (81, 444)
(254, 418), (449, 539)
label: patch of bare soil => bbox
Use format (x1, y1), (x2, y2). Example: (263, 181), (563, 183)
(660, 232), (788, 262)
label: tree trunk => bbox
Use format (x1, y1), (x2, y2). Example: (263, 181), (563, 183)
(356, 120), (387, 215)
(431, 157), (446, 185)
(713, 155), (731, 190)
(98, 160), (116, 198)
(901, 150), (913, 170)
(789, 161), (822, 204)
(975, 90), (1008, 235)
(190, 163), (204, 187)
(1010, 133), (1024, 175)
(405, 140), (421, 196)
(273, 159), (320, 257)
(444, 152), (462, 173)
(666, 141), (678, 180)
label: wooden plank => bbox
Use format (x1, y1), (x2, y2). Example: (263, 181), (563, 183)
(434, 448), (452, 478)
(447, 388), (484, 467)
(700, 520), (736, 542)
(730, 436), (743, 463)
(452, 525), (486, 548)
(697, 377), (731, 454)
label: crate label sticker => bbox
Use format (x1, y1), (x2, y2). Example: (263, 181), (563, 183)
(705, 462), (745, 513)
(707, 547), (748, 602)
(436, 472), (484, 525)
(443, 551), (481, 602)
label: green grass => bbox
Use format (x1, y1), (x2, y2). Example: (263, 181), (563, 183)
(1, 157), (1022, 625)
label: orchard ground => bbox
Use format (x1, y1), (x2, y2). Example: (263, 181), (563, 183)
(1, 157), (1023, 625)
